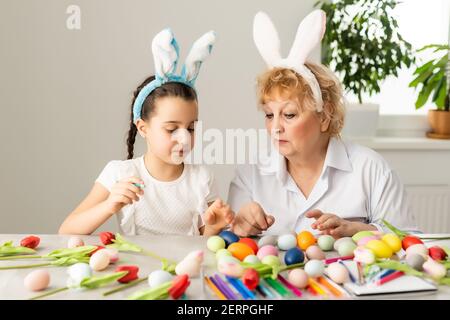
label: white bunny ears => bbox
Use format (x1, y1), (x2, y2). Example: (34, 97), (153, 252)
(133, 28), (216, 122)
(253, 10), (326, 112)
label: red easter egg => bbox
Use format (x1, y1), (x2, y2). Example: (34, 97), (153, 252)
(239, 238), (258, 254)
(402, 235), (423, 250)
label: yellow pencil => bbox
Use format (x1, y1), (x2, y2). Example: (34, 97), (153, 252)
(318, 277), (343, 298)
(204, 276), (227, 300)
(308, 278), (328, 297)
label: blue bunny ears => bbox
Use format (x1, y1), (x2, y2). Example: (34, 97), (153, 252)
(133, 28), (216, 123)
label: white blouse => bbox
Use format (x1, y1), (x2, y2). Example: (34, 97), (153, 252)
(228, 137), (420, 235)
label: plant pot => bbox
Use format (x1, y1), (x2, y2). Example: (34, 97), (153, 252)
(427, 110), (450, 139)
(341, 103), (380, 138)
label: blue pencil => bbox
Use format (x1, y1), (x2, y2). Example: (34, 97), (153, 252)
(338, 260), (356, 283)
(225, 276), (248, 299)
(371, 269), (396, 283)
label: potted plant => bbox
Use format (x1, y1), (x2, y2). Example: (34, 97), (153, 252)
(315, 0), (415, 138)
(409, 44), (450, 139)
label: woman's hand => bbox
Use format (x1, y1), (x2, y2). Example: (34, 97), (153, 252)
(230, 202), (275, 237)
(306, 209), (376, 238)
(104, 177), (144, 215)
(203, 199), (235, 236)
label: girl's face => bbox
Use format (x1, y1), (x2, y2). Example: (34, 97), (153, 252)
(137, 96), (198, 165)
(262, 90), (329, 158)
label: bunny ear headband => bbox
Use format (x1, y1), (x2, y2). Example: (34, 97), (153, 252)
(253, 10), (326, 112)
(133, 28), (216, 123)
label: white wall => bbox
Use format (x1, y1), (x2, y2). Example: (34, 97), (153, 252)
(0, 0), (318, 233)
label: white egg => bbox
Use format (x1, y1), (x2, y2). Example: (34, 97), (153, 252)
(423, 258), (447, 280)
(288, 269), (309, 289)
(304, 259), (325, 278)
(243, 255), (260, 264)
(67, 236), (84, 249)
(333, 237), (354, 251)
(89, 250), (110, 271)
(406, 244), (429, 259)
(277, 234), (297, 251)
(326, 262), (349, 284)
(148, 270), (173, 288)
(24, 270), (50, 291)
(67, 263), (92, 287)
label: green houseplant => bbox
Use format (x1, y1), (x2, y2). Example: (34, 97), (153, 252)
(409, 44), (450, 138)
(315, 0), (415, 137)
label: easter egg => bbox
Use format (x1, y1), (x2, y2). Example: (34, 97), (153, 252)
(67, 236), (84, 249)
(261, 255), (281, 268)
(327, 262), (349, 284)
(423, 258), (447, 280)
(317, 235), (335, 251)
(207, 236), (226, 253)
(227, 242), (254, 261)
(428, 246), (447, 261)
(215, 249), (232, 260)
(218, 231), (240, 247)
(258, 235), (278, 247)
(256, 245), (279, 261)
(333, 237), (354, 251)
(239, 238), (258, 254)
(352, 231), (375, 243)
(304, 259), (325, 278)
(218, 260), (244, 278)
(306, 245), (325, 260)
(353, 247), (375, 264)
(402, 235), (423, 250)
(277, 234), (297, 251)
(338, 241), (357, 257)
(24, 270), (50, 291)
(67, 263), (92, 287)
(284, 247), (305, 265)
(406, 253), (426, 271)
(243, 255), (260, 264)
(357, 235), (380, 247)
(148, 270), (173, 288)
(288, 269), (309, 289)
(405, 244), (429, 259)
(365, 240), (393, 259)
(89, 250), (110, 271)
(104, 248), (119, 264)
(381, 234), (402, 253)
(297, 231), (316, 251)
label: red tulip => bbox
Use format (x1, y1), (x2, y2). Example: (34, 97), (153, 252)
(242, 268), (259, 290)
(20, 236), (40, 249)
(428, 246), (447, 261)
(402, 235), (423, 250)
(115, 265), (139, 283)
(169, 274), (190, 299)
(100, 232), (116, 245)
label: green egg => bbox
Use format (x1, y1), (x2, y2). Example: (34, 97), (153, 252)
(215, 248), (232, 260)
(338, 241), (357, 257)
(243, 255), (260, 264)
(261, 255), (280, 267)
(352, 231), (374, 243)
(207, 236), (226, 253)
(317, 235), (335, 251)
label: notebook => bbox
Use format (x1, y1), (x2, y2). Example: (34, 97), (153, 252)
(330, 260), (438, 297)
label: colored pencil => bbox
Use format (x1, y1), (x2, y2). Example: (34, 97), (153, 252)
(324, 255), (354, 264)
(338, 260), (356, 283)
(210, 276), (231, 300)
(204, 276), (226, 300)
(356, 262), (365, 285)
(376, 270), (404, 286)
(265, 277), (290, 297)
(258, 282), (275, 299)
(213, 274), (237, 300)
(277, 275), (302, 297)
(235, 278), (256, 300)
(317, 277), (343, 298)
(308, 278), (327, 297)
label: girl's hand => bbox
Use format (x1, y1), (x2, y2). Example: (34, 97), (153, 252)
(306, 209), (376, 238)
(104, 177), (144, 215)
(203, 199), (235, 235)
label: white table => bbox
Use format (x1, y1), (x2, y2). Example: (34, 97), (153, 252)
(0, 234), (449, 300)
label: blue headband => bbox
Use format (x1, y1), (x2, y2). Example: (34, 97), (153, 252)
(133, 28), (216, 123)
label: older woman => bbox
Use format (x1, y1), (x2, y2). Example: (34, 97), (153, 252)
(227, 63), (419, 238)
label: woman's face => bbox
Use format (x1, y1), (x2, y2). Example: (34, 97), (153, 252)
(137, 96), (198, 165)
(262, 90), (327, 158)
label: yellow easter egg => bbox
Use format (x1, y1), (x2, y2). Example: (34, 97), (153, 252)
(365, 240), (393, 259)
(381, 234), (402, 253)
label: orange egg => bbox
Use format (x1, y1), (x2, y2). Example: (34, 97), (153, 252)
(238, 238), (258, 254)
(227, 242), (254, 261)
(297, 231), (317, 251)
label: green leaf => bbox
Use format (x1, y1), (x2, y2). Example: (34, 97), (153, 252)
(434, 78), (448, 108)
(0, 242), (36, 256)
(50, 256), (90, 266)
(79, 271), (128, 289)
(45, 246), (97, 259)
(416, 82), (435, 109)
(372, 260), (424, 277)
(107, 234), (142, 253)
(382, 219), (408, 238)
(127, 281), (172, 300)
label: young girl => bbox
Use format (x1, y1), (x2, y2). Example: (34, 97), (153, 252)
(59, 28), (234, 236)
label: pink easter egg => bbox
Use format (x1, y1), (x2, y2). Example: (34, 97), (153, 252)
(24, 270), (50, 291)
(256, 245), (279, 260)
(357, 235), (380, 247)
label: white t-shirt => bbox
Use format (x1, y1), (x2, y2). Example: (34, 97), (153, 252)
(228, 137), (419, 235)
(96, 155), (219, 236)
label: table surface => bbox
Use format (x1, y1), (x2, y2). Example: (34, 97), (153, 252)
(1, 234), (449, 300)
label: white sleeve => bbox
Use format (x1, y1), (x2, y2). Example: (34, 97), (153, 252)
(95, 161), (121, 192)
(370, 169), (420, 233)
(227, 165), (254, 213)
(205, 168), (220, 204)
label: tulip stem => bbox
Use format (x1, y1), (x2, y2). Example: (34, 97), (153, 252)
(0, 262), (51, 270)
(29, 287), (68, 300)
(0, 255), (44, 260)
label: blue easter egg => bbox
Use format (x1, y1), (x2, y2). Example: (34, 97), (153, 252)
(218, 230), (240, 247)
(284, 247), (305, 265)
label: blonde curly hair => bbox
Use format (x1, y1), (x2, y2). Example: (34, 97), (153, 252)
(256, 62), (345, 137)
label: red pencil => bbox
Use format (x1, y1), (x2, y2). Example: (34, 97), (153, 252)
(376, 270), (404, 286)
(324, 255), (354, 264)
